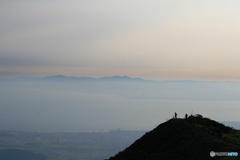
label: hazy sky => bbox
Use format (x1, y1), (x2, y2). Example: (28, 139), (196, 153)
(1, 0), (240, 80)
(1, 1), (240, 131)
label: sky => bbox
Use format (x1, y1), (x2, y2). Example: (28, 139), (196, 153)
(1, 0), (240, 80)
(1, 1), (240, 132)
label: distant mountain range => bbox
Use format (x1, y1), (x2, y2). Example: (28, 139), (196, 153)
(8, 75), (240, 83)
(10, 75), (145, 82)
(108, 115), (240, 160)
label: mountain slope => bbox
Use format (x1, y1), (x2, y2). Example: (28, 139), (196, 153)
(0, 149), (47, 160)
(108, 115), (240, 160)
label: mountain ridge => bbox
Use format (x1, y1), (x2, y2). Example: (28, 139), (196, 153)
(10, 75), (145, 82)
(42, 75), (144, 81)
(6, 75), (240, 83)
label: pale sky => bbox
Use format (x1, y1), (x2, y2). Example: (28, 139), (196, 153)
(1, 0), (240, 131)
(1, 0), (240, 80)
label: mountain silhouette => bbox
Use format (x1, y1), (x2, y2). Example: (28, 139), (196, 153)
(107, 115), (240, 160)
(0, 149), (47, 160)
(41, 75), (96, 82)
(40, 75), (144, 82)
(99, 76), (143, 81)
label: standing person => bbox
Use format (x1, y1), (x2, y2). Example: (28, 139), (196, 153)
(175, 112), (177, 119)
(185, 114), (188, 119)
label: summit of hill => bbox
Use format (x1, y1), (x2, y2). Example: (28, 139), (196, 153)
(108, 114), (240, 160)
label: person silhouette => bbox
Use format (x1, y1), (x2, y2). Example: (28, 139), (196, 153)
(175, 112), (177, 119)
(185, 114), (188, 119)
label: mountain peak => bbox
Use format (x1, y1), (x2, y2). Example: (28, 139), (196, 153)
(50, 75), (65, 78)
(42, 75), (66, 79)
(99, 76), (143, 81)
(108, 115), (240, 160)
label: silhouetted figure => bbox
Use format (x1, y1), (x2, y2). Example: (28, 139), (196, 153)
(185, 114), (188, 119)
(175, 112), (177, 119)
(188, 115), (193, 123)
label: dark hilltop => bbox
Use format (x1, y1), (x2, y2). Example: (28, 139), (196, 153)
(107, 114), (240, 160)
